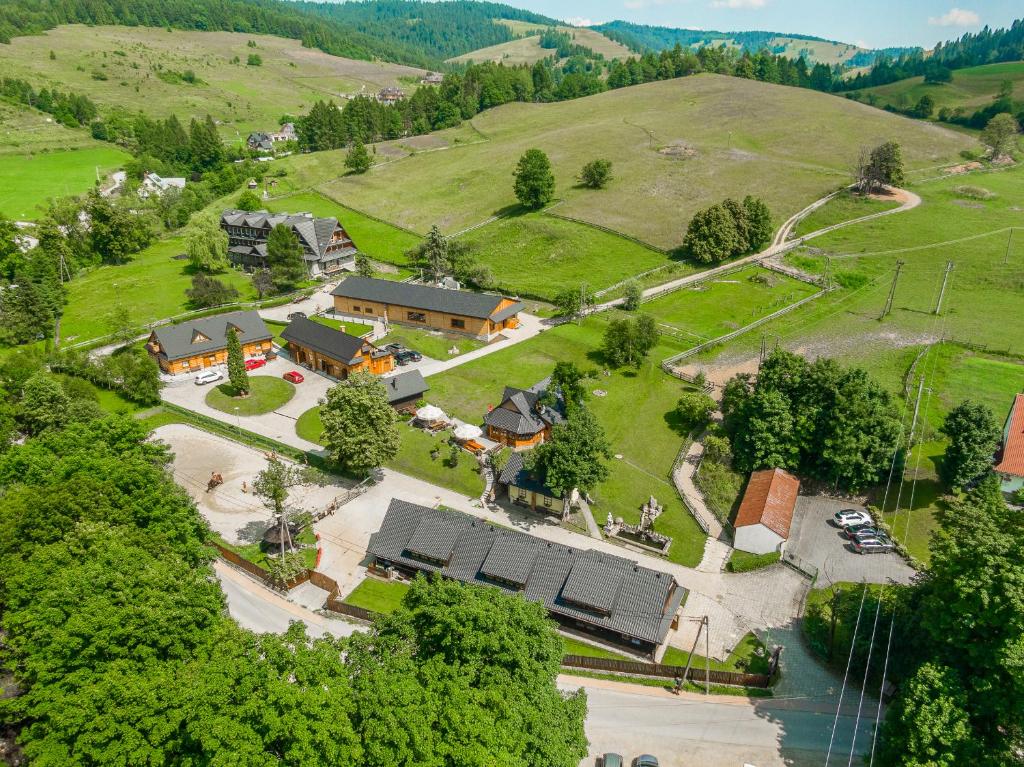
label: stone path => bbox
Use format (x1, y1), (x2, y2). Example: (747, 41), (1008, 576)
(576, 498), (603, 540)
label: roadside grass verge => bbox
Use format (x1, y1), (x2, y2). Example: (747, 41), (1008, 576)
(205, 376), (295, 416)
(562, 637), (632, 660)
(215, 527), (317, 570)
(662, 631), (771, 675)
(725, 549), (781, 573)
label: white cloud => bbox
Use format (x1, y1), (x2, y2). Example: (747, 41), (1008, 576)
(928, 7), (980, 26)
(710, 0), (766, 8)
(565, 16), (596, 26)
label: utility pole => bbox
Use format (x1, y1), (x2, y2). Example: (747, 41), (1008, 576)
(879, 260), (904, 320)
(822, 255), (833, 290)
(1005, 228), (1015, 265)
(759, 334), (767, 364)
(933, 261), (954, 315)
(704, 615), (710, 696)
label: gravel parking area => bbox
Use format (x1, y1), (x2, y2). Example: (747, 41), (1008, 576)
(785, 496), (916, 587)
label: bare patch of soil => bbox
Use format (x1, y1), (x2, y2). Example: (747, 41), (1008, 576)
(657, 140), (698, 159)
(952, 199), (985, 209)
(942, 161), (983, 175)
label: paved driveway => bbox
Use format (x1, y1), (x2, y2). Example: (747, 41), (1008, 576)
(785, 496), (916, 587)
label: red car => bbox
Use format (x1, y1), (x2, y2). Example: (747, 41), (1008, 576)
(283, 370), (304, 384)
(244, 358), (267, 371)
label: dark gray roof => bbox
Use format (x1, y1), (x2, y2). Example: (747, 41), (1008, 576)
(382, 369), (428, 404)
(220, 210), (347, 259)
(498, 452), (557, 498)
(331, 276), (523, 321)
(484, 386), (564, 436)
(280, 317), (369, 364)
(367, 499), (685, 645)
(150, 310), (271, 362)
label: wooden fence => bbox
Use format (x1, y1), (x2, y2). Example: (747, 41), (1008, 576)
(561, 655), (771, 689)
(210, 541), (312, 590)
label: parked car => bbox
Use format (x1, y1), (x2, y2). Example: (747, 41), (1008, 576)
(194, 369), (223, 386)
(833, 509), (872, 528)
(852, 535), (896, 555)
(244, 357), (267, 371)
(601, 755), (623, 767)
(283, 370), (305, 384)
(385, 343), (422, 365)
(287, 311), (306, 321)
(631, 756), (659, 767)
(842, 523), (878, 540)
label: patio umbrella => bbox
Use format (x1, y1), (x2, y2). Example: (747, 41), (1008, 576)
(453, 423), (483, 441)
(416, 405), (447, 422)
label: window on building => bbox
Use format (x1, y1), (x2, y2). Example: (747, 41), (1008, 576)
(407, 311), (427, 323)
(352, 305), (360, 312)
(517, 488), (527, 500)
(364, 307), (373, 314)
(450, 318), (466, 329)
(543, 496), (552, 508)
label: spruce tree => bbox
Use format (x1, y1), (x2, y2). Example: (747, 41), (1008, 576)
(345, 138), (372, 174)
(226, 327), (249, 396)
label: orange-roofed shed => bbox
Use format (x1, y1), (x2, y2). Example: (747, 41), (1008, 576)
(733, 468), (801, 555)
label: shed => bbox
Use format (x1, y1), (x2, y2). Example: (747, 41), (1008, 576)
(732, 468), (800, 555)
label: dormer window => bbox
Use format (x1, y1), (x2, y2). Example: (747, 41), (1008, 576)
(190, 330), (211, 344)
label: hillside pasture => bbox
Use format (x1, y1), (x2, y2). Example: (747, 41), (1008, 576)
(0, 25), (425, 139)
(446, 35), (553, 66)
(458, 212), (677, 299)
(319, 74), (972, 249)
(0, 102), (101, 156)
(851, 61), (1024, 118)
(793, 189), (902, 237)
(450, 21), (631, 64)
(0, 145), (130, 220)
(62, 238), (256, 343)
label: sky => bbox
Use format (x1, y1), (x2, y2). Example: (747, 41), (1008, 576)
(507, 0), (1022, 49)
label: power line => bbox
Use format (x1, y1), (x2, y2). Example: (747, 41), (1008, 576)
(847, 587), (886, 766)
(825, 582), (869, 767)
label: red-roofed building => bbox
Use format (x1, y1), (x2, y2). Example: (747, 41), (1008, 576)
(996, 393), (1024, 495)
(733, 468), (801, 555)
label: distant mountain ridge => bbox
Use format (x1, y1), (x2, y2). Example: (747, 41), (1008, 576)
(593, 20), (919, 68)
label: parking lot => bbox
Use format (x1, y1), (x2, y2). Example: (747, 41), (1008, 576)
(785, 496), (916, 587)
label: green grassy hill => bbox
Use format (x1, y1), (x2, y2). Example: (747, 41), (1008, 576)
(448, 21), (631, 65)
(0, 25), (425, 139)
(850, 61), (1024, 117)
(319, 74), (973, 250)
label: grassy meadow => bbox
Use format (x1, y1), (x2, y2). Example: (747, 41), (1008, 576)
(62, 238), (256, 343)
(0, 25), (425, 139)
(851, 61), (1024, 119)
(319, 74), (972, 248)
(793, 189), (902, 237)
(0, 102), (103, 156)
(449, 22), (631, 65)
(0, 145), (130, 220)
(458, 212), (676, 299)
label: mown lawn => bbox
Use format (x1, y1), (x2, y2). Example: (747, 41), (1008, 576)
(342, 577), (410, 613)
(216, 527), (317, 570)
(262, 190), (421, 266)
(662, 631), (770, 674)
(458, 212), (676, 299)
(793, 189), (902, 237)
(0, 145), (130, 220)
(562, 637), (631, 660)
(377, 328), (485, 360)
(62, 238), (256, 343)
(206, 376), (295, 416)
(421, 316), (707, 567)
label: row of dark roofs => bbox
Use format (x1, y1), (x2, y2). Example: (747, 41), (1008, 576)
(367, 499), (685, 645)
(331, 276), (524, 321)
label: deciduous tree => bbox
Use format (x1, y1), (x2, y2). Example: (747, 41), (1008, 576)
(18, 373), (70, 435)
(236, 189), (262, 211)
(529, 406), (611, 497)
(622, 280), (642, 311)
(513, 148), (555, 209)
(601, 314), (659, 368)
(938, 400), (1001, 490)
(320, 371), (400, 475)
(551, 361), (588, 411)
(676, 390), (716, 430)
(684, 203), (742, 263)
(980, 113), (1020, 159)
(186, 273), (239, 308)
(185, 214), (229, 272)
(578, 158), (613, 189)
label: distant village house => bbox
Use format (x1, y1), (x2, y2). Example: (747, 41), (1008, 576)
(331, 276), (523, 341)
(246, 123), (296, 152)
(420, 72), (444, 85)
(139, 171), (186, 199)
(376, 86), (405, 104)
(220, 209), (358, 277)
(146, 310), (272, 374)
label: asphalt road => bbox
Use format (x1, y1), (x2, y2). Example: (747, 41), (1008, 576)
(564, 676), (877, 767)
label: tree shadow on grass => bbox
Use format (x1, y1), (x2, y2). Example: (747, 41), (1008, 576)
(490, 202), (532, 219)
(662, 407), (690, 437)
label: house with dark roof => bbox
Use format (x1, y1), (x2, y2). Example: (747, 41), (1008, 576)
(367, 499), (685, 654)
(376, 86), (405, 104)
(996, 393), (1024, 495)
(382, 369), (429, 413)
(499, 451), (576, 517)
(732, 468), (800, 555)
(146, 310), (272, 375)
(220, 209), (357, 277)
(281, 317), (393, 379)
(484, 382), (564, 449)
(331, 276), (524, 341)
(246, 132), (275, 152)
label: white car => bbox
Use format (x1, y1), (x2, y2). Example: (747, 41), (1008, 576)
(194, 369), (224, 386)
(833, 509), (872, 528)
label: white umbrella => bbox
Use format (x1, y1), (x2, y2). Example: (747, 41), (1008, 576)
(453, 423), (483, 441)
(416, 405), (447, 422)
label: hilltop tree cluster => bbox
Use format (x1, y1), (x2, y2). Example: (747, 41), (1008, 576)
(0, 75), (97, 127)
(683, 196), (773, 263)
(720, 349), (902, 491)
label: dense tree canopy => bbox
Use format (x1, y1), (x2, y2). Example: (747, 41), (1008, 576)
(721, 349), (901, 491)
(528, 405), (612, 497)
(938, 400), (1001, 490)
(320, 371), (400, 475)
(513, 148), (556, 210)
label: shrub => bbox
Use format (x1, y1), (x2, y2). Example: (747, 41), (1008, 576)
(952, 185), (995, 200)
(726, 549), (780, 573)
